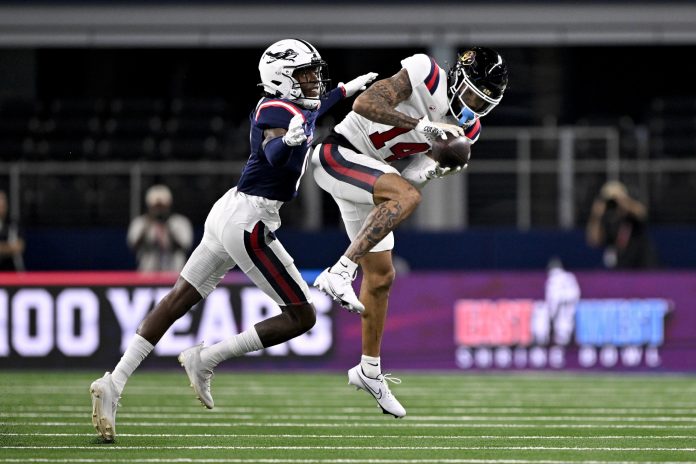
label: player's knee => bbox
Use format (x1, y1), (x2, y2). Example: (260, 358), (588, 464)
(364, 264), (396, 295)
(285, 303), (316, 336)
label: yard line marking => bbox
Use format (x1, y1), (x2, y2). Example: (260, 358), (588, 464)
(3, 445), (696, 451)
(9, 405), (696, 414)
(5, 412), (696, 422)
(13, 400), (696, 409)
(4, 412), (696, 423)
(1, 459), (696, 464)
(2, 432), (694, 440)
(4, 421), (696, 429)
(2, 385), (695, 397)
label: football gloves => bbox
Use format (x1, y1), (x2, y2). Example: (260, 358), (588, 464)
(425, 163), (465, 180)
(415, 115), (464, 140)
(339, 72), (379, 97)
(282, 114), (307, 146)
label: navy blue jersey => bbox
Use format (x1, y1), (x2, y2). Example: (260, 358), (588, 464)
(237, 87), (344, 202)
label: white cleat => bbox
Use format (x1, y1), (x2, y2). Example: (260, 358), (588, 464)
(178, 343), (214, 409)
(313, 268), (365, 314)
(347, 365), (406, 418)
(89, 372), (120, 441)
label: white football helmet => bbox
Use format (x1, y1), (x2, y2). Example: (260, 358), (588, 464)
(258, 39), (330, 110)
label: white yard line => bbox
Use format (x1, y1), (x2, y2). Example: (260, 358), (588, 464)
(4, 420), (696, 429)
(4, 412), (696, 422)
(11, 405), (696, 414)
(2, 445), (696, 451)
(1, 432), (694, 440)
(1, 459), (696, 464)
(2, 385), (695, 397)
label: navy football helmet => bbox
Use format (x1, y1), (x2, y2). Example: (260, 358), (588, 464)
(447, 47), (508, 122)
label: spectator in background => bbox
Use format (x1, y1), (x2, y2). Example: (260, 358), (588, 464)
(127, 184), (193, 272)
(586, 180), (659, 269)
(0, 190), (25, 271)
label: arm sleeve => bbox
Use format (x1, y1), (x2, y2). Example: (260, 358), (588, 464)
(263, 136), (304, 167)
(400, 54), (435, 90)
(317, 87), (345, 118)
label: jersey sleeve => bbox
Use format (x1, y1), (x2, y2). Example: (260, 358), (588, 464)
(317, 87), (345, 118)
(254, 99), (305, 130)
(400, 54), (441, 94)
(464, 118), (482, 144)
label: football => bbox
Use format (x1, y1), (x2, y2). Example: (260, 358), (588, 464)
(431, 134), (471, 169)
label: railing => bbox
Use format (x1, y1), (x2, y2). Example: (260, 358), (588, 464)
(2, 125), (695, 229)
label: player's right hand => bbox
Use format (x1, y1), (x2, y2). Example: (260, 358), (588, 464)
(282, 114), (307, 146)
(425, 163), (465, 180)
(415, 116), (464, 140)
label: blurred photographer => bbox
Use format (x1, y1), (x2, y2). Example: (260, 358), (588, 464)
(0, 190), (25, 271)
(586, 180), (658, 269)
(127, 184), (193, 272)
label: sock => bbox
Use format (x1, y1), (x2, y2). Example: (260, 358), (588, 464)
(330, 255), (358, 277)
(200, 328), (264, 369)
(361, 354), (381, 378)
(111, 334), (154, 395)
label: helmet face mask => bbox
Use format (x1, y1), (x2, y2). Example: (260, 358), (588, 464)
(291, 62), (329, 103)
(447, 47), (508, 123)
(258, 39), (330, 110)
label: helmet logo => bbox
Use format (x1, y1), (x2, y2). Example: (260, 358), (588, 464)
(460, 50), (476, 65)
(265, 49), (299, 63)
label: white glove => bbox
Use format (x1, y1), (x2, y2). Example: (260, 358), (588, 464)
(282, 114), (307, 146)
(425, 163), (465, 180)
(339, 72), (378, 97)
(414, 115), (464, 140)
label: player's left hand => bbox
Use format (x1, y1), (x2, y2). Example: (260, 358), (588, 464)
(425, 163), (466, 180)
(282, 114), (307, 146)
(340, 72), (379, 97)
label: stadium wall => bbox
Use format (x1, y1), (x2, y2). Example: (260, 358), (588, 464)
(0, 271), (694, 372)
(20, 227), (696, 271)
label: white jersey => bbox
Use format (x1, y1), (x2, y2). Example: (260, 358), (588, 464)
(335, 54), (453, 163)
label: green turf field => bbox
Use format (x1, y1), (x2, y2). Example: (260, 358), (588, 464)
(0, 370), (695, 463)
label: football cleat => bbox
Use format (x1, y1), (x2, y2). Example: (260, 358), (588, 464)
(178, 343), (215, 409)
(348, 365), (406, 418)
(89, 372), (120, 441)
(313, 268), (365, 314)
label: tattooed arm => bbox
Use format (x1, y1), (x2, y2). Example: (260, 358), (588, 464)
(351, 69), (419, 129)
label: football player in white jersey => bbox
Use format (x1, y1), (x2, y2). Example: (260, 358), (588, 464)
(311, 47), (508, 417)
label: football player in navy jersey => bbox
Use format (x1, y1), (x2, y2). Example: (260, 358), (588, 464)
(89, 39), (377, 441)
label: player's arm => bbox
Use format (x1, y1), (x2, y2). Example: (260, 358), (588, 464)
(353, 68), (464, 139)
(318, 73), (379, 118)
(352, 69), (418, 129)
(261, 115), (306, 167)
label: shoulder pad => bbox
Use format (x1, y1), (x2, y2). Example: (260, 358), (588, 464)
(254, 99), (306, 128)
(401, 54), (442, 95)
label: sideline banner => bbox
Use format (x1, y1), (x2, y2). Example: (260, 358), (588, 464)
(1, 271), (695, 371)
(0, 272), (335, 369)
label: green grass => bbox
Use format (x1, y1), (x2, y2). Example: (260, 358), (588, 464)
(1, 370), (695, 463)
